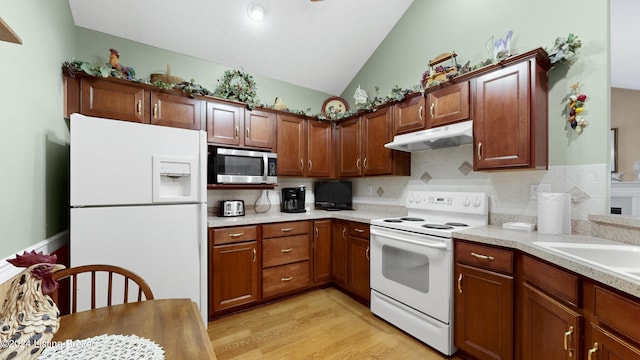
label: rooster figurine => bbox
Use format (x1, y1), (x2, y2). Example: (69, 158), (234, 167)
(0, 251), (65, 359)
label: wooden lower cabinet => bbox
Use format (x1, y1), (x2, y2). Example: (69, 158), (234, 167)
(347, 223), (370, 303)
(261, 221), (311, 299)
(313, 220), (332, 284)
(210, 241), (259, 315)
(455, 240), (515, 360)
(520, 283), (582, 359)
(587, 323), (640, 360)
(454, 263), (514, 360)
(331, 220), (349, 286)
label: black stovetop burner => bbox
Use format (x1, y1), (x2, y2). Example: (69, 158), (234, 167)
(383, 219), (403, 223)
(422, 224), (454, 230)
(445, 222), (468, 227)
(400, 217), (424, 221)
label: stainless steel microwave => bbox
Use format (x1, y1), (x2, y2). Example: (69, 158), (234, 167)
(208, 147), (277, 185)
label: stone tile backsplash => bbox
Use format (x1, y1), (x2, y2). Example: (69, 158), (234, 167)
(208, 143), (607, 222)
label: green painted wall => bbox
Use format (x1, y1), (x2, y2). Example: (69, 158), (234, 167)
(74, 28), (332, 114)
(343, 0), (610, 167)
(0, 0), (75, 259)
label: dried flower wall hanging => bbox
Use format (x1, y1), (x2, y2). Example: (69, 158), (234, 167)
(566, 82), (588, 134)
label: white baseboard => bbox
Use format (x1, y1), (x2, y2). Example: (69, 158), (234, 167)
(0, 230), (69, 284)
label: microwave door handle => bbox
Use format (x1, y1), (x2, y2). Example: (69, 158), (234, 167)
(372, 232), (447, 250)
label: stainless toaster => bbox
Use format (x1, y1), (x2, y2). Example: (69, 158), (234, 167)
(218, 200), (245, 217)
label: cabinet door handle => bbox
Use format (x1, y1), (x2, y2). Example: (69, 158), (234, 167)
(342, 227), (347, 239)
(458, 273), (463, 294)
(281, 276), (294, 282)
(280, 248), (294, 253)
(252, 248), (256, 262)
(588, 342), (598, 360)
(153, 103), (158, 119)
(308, 160), (313, 171)
(235, 126), (239, 138)
(471, 252), (495, 261)
(246, 127), (250, 139)
(477, 141), (482, 160)
(281, 227), (294, 232)
(430, 103), (435, 118)
(228, 233), (244, 238)
(136, 100), (142, 115)
(300, 159), (304, 170)
(354, 228), (365, 233)
(365, 246), (370, 261)
(315, 227), (319, 238)
(563, 326), (574, 356)
(363, 158), (367, 169)
(356, 158), (360, 170)
(418, 105), (423, 120)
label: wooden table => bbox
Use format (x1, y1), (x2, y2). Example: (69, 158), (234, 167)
(52, 298), (216, 359)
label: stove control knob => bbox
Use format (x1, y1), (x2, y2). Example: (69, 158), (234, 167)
(463, 198), (471, 207)
(474, 198), (482, 207)
(415, 196), (422, 203)
(408, 195), (414, 204)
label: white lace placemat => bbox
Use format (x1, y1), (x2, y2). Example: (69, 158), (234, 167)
(39, 334), (165, 360)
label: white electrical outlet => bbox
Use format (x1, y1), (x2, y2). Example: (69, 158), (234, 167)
(530, 184), (552, 200)
(530, 185), (539, 200)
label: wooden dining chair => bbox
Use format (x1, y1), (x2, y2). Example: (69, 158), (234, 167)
(52, 264), (154, 314)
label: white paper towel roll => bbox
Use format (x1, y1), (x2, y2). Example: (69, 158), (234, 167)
(537, 193), (571, 235)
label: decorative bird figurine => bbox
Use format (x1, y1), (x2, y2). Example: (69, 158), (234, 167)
(0, 251), (65, 360)
(108, 48), (136, 80)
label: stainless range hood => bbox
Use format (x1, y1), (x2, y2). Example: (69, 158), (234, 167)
(384, 120), (473, 152)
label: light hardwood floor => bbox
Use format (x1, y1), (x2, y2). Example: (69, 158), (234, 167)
(208, 287), (463, 359)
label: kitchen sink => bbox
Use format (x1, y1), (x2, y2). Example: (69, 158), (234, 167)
(532, 241), (640, 281)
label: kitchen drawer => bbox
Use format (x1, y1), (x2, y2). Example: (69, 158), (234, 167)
(262, 261), (310, 298)
(456, 241), (513, 274)
(211, 225), (258, 245)
(349, 222), (370, 239)
(522, 255), (580, 307)
(262, 221), (309, 239)
(262, 234), (310, 268)
(593, 285), (640, 341)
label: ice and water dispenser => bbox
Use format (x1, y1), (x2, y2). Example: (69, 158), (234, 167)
(152, 156), (199, 203)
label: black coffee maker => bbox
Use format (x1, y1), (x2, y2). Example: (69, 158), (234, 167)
(281, 186), (306, 213)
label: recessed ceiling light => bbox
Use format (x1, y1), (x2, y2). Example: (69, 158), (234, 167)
(248, 4), (266, 22)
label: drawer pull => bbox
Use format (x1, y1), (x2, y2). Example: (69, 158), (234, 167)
(471, 252), (495, 261)
(563, 326), (574, 356)
(228, 233), (244, 238)
(281, 227), (294, 232)
(588, 342), (598, 360)
(458, 273), (463, 294)
(281, 276), (293, 282)
(354, 228), (365, 233)
(280, 248), (294, 253)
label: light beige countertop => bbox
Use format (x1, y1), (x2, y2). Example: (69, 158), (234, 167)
(207, 209), (390, 228)
(208, 209), (640, 300)
(453, 225), (640, 299)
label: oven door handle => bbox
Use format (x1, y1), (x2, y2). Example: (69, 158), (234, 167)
(372, 232), (448, 250)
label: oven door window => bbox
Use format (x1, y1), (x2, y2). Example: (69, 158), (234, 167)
(382, 245), (430, 293)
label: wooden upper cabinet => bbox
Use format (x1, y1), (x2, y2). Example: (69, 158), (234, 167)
(244, 109), (275, 150)
(362, 106), (394, 176)
(426, 81), (470, 127)
(206, 101), (243, 146)
(336, 117), (362, 177)
(80, 78), (147, 124)
(393, 93), (426, 135)
(307, 120), (333, 178)
(150, 91), (204, 130)
(277, 113), (306, 176)
(474, 49), (549, 170)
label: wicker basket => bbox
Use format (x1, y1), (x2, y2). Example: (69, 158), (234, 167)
(150, 64), (184, 84)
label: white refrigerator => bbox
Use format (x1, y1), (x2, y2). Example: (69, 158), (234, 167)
(69, 113), (208, 322)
